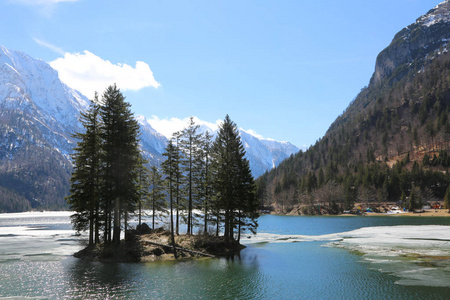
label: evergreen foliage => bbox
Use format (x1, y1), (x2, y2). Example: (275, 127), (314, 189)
(66, 97), (101, 245)
(67, 85), (143, 246)
(68, 91), (258, 246)
(161, 140), (178, 254)
(211, 115), (259, 241)
(149, 166), (167, 229)
(179, 117), (203, 234)
(444, 185), (450, 210)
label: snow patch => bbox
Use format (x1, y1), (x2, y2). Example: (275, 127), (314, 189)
(242, 225), (450, 287)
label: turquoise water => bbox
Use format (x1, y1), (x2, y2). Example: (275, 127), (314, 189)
(0, 213), (449, 299)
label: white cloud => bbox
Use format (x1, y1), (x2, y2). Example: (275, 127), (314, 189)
(49, 50), (161, 98)
(147, 116), (220, 139)
(33, 38), (65, 55)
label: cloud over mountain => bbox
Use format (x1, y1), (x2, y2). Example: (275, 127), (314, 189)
(50, 50), (160, 98)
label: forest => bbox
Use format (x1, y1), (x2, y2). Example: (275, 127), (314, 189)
(67, 85), (259, 249)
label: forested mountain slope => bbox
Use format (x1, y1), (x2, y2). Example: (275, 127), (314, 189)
(257, 0), (450, 214)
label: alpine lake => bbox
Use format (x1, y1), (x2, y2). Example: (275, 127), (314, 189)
(0, 212), (449, 299)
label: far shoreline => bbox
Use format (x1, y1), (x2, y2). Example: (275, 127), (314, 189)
(270, 208), (450, 217)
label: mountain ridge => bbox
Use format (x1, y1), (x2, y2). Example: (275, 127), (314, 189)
(0, 45), (298, 212)
(258, 0), (450, 214)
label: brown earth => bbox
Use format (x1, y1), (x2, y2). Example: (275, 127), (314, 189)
(74, 228), (245, 263)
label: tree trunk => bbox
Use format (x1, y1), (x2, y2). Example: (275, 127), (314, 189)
(89, 201), (94, 246)
(187, 148), (192, 235)
(152, 195), (155, 230)
(95, 207), (99, 244)
(237, 211), (241, 243)
(169, 175), (177, 259)
(113, 197), (121, 245)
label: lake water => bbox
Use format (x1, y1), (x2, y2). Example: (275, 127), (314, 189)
(0, 212), (449, 299)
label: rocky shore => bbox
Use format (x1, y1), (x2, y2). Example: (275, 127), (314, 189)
(74, 224), (245, 263)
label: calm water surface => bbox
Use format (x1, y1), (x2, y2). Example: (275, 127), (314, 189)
(0, 213), (449, 299)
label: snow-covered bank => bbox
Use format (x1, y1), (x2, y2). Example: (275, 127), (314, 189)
(0, 211), (73, 219)
(243, 225), (450, 287)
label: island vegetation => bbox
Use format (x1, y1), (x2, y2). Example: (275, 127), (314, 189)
(67, 84), (259, 261)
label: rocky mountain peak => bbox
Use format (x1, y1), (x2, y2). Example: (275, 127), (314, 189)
(416, 0), (450, 27)
(371, 0), (450, 85)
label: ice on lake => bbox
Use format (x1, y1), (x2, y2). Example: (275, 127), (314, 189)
(243, 225), (450, 287)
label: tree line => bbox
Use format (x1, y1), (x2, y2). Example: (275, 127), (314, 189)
(67, 85), (258, 247)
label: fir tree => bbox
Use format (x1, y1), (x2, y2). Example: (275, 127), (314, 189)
(67, 96), (102, 246)
(179, 117), (203, 234)
(136, 156), (150, 226)
(444, 185), (450, 211)
(99, 84), (141, 245)
(172, 131), (184, 235)
(161, 140), (178, 256)
(149, 166), (167, 229)
(212, 115), (258, 241)
(200, 131), (214, 233)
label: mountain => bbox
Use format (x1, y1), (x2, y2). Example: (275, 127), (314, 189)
(148, 121), (299, 177)
(258, 0), (450, 214)
(0, 45), (88, 211)
(239, 130), (299, 177)
(371, 0), (450, 85)
(0, 45), (298, 212)
(136, 115), (167, 162)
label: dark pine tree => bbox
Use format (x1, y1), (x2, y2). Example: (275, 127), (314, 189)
(99, 84), (141, 245)
(212, 115), (259, 241)
(179, 117), (203, 235)
(67, 96), (102, 246)
(161, 140), (178, 256)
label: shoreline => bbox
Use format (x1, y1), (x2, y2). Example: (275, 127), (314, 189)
(74, 229), (245, 263)
(272, 208), (450, 217)
(341, 209), (450, 217)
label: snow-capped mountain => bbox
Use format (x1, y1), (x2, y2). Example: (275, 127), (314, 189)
(0, 45), (90, 211)
(0, 45), (299, 212)
(136, 115), (167, 162)
(0, 45), (88, 158)
(143, 117), (299, 177)
(239, 130), (299, 177)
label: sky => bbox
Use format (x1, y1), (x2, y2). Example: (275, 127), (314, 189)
(0, 0), (444, 148)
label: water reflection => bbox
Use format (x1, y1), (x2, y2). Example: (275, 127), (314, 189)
(61, 249), (266, 299)
(64, 259), (136, 298)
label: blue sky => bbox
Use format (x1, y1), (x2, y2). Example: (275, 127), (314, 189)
(0, 0), (443, 148)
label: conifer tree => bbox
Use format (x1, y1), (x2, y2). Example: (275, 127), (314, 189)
(235, 152), (258, 242)
(212, 115), (258, 241)
(444, 185), (450, 211)
(149, 166), (167, 229)
(172, 131), (184, 235)
(179, 117), (203, 234)
(67, 96), (102, 246)
(136, 156), (150, 226)
(99, 84), (141, 245)
(161, 140), (177, 256)
(200, 131), (214, 233)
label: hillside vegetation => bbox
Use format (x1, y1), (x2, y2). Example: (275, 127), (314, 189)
(257, 10), (450, 214)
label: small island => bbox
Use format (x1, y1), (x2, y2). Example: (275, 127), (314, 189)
(74, 224), (245, 263)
